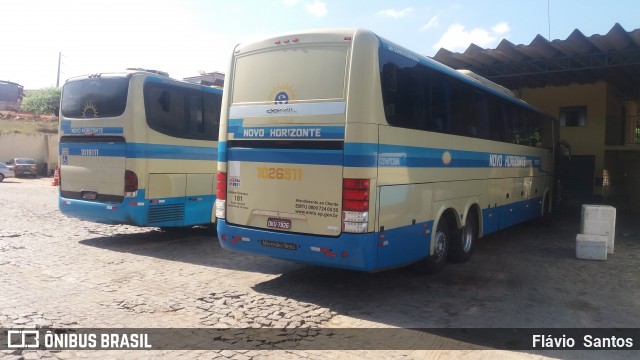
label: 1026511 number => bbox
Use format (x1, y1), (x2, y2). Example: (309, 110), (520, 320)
(257, 167), (302, 181)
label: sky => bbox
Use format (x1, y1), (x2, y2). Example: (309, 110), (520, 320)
(1, 0), (638, 90)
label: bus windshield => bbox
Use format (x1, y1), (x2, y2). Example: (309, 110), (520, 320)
(61, 77), (129, 119)
(232, 45), (348, 104)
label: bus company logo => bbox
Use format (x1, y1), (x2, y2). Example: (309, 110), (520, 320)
(81, 101), (99, 118)
(442, 151), (452, 166)
(62, 155), (69, 165)
(269, 83), (297, 105)
(275, 91), (289, 104)
(7, 330), (40, 348)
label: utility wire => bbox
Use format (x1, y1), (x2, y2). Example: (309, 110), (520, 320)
(547, 0), (551, 41)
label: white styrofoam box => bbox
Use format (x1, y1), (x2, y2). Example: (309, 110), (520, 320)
(581, 205), (616, 254)
(576, 233), (608, 260)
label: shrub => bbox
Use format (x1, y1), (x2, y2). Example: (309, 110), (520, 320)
(21, 87), (61, 115)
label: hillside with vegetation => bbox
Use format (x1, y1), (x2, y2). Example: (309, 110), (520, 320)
(0, 87), (60, 134)
(0, 111), (58, 134)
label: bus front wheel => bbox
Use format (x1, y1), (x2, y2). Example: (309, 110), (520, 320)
(449, 213), (476, 263)
(413, 217), (450, 274)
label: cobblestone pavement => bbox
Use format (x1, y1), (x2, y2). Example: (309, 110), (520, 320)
(1, 178), (639, 359)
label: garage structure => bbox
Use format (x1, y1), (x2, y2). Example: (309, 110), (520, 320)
(433, 23), (640, 212)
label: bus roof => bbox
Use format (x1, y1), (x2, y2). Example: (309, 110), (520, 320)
(63, 70), (223, 94)
(235, 28), (551, 118)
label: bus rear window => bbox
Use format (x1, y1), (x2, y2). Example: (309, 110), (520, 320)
(61, 78), (129, 118)
(232, 45), (348, 104)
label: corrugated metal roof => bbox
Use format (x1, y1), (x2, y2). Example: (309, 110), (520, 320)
(433, 23), (640, 100)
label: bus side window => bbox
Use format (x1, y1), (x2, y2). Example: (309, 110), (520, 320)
(488, 97), (506, 142)
(204, 93), (221, 141)
(383, 63), (398, 92)
(429, 74), (450, 133)
(145, 86), (185, 136)
(188, 95), (204, 135)
(160, 90), (170, 112)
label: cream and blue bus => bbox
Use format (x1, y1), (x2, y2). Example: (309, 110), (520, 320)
(215, 29), (559, 273)
(58, 69), (222, 228)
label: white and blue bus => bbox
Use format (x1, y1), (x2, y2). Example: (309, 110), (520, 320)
(215, 29), (559, 273)
(59, 69), (222, 228)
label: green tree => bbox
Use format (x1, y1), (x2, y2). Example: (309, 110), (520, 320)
(20, 87), (61, 115)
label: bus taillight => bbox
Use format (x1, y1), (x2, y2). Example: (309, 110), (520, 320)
(215, 172), (227, 219)
(124, 170), (138, 197)
(342, 179), (369, 233)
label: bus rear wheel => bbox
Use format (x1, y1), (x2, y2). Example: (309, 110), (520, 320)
(449, 213), (476, 263)
(413, 217), (450, 274)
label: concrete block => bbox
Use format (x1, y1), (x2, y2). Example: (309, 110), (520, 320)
(576, 234), (608, 261)
(581, 205), (616, 254)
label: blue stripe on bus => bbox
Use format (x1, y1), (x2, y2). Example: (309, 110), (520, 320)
(345, 143), (378, 167)
(59, 120), (124, 135)
(127, 143), (217, 160)
(218, 141), (228, 162)
(59, 142), (126, 157)
(227, 119), (345, 140)
(377, 144), (540, 169)
(59, 142), (217, 161)
(223, 142), (541, 169)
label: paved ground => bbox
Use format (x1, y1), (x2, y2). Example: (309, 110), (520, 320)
(0, 177), (639, 359)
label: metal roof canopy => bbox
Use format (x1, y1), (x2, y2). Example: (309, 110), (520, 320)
(433, 23), (640, 101)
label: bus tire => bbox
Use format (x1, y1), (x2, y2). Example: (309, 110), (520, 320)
(449, 213), (476, 263)
(413, 217), (450, 274)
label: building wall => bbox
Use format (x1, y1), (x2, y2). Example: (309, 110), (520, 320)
(0, 133), (58, 175)
(521, 82), (612, 200)
(521, 81), (640, 210)
(521, 81), (608, 173)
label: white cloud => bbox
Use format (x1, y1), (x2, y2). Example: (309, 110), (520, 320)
(433, 22), (511, 51)
(377, 7), (413, 19)
(492, 21), (510, 35)
(306, 0), (328, 17)
(421, 16), (440, 31)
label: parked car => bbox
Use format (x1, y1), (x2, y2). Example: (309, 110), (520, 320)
(0, 162), (15, 182)
(6, 158), (37, 178)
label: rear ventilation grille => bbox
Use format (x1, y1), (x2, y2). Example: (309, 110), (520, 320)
(148, 204), (184, 224)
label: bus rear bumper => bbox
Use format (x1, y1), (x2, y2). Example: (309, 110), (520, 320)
(217, 220), (380, 272)
(58, 194), (146, 226)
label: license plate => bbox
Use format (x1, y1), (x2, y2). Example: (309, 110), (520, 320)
(261, 240), (297, 250)
(267, 217), (291, 230)
(82, 191), (98, 200)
